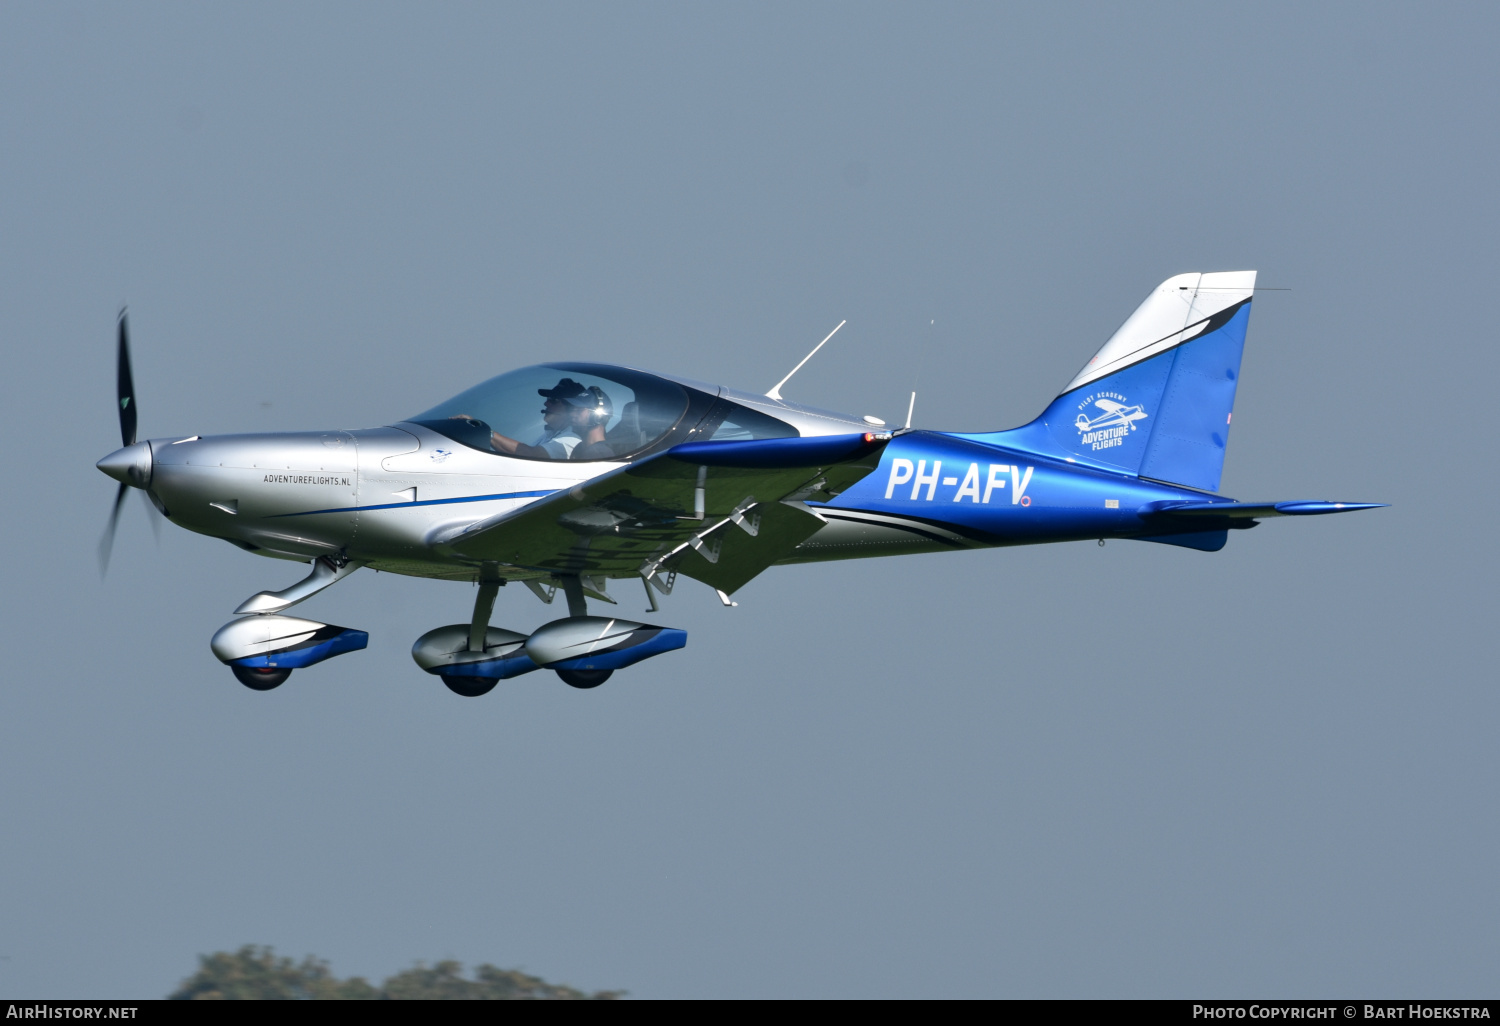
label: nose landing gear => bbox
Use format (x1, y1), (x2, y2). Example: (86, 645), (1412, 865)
(211, 615), (368, 691)
(211, 562), (369, 690)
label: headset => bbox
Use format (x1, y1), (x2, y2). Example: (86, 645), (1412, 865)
(579, 385), (613, 428)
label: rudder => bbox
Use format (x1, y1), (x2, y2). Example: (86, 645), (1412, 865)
(988, 271), (1255, 493)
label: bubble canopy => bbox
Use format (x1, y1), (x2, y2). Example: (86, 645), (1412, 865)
(405, 363), (699, 462)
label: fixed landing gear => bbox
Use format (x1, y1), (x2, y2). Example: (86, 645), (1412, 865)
(231, 665), (292, 690)
(412, 574), (536, 698)
(211, 614), (368, 692)
(211, 562), (369, 691)
(556, 667), (613, 689)
(440, 674), (499, 697)
(411, 572), (688, 697)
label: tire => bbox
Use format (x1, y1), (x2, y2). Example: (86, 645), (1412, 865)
(442, 674), (498, 697)
(232, 665), (291, 691)
(556, 667), (612, 689)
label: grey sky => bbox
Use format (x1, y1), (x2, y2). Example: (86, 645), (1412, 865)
(1, 2), (1495, 998)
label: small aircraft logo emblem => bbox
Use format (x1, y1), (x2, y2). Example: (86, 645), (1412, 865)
(1075, 399), (1147, 434)
(430, 448), (453, 463)
(1074, 394), (1147, 452)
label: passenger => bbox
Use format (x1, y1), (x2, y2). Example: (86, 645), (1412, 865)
(462, 378), (615, 460)
(566, 385), (616, 460)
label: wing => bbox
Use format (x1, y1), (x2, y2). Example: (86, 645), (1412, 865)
(1093, 399), (1125, 413)
(436, 433), (890, 595)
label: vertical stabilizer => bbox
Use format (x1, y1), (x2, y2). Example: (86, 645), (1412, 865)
(986, 271), (1256, 493)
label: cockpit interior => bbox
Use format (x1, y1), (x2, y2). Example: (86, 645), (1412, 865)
(406, 362), (800, 462)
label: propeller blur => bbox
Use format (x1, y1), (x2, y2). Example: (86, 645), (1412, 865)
(97, 310), (149, 574)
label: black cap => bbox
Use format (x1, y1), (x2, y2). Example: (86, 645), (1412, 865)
(538, 378), (591, 404)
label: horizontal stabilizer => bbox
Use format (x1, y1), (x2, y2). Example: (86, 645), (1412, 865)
(1135, 531), (1228, 552)
(1144, 500), (1387, 519)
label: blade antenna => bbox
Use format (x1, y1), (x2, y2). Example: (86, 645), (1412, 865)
(902, 317), (934, 432)
(766, 320), (845, 402)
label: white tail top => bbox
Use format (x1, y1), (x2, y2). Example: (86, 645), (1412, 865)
(1063, 271), (1257, 394)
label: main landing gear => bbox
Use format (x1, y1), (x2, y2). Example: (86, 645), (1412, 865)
(231, 665), (293, 691)
(439, 674), (500, 697)
(410, 573), (682, 697)
(555, 668), (613, 689)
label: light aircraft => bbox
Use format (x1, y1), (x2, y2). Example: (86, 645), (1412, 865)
(96, 271), (1383, 696)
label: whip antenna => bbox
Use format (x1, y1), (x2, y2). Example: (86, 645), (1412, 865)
(767, 320), (845, 401)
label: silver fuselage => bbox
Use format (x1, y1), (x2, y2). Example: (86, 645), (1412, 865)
(115, 382), (933, 584)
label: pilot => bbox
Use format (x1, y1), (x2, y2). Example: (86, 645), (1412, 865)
(478, 378), (615, 460)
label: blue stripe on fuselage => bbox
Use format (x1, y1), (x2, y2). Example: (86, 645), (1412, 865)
(271, 488), (556, 518)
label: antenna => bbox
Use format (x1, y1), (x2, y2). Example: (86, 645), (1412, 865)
(766, 320), (846, 401)
(901, 318), (932, 431)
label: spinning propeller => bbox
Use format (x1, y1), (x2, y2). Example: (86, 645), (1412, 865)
(96, 309), (157, 575)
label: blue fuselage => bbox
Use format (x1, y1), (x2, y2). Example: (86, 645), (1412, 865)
(807, 429), (1229, 556)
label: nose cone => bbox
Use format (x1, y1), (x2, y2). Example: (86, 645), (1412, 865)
(97, 441), (152, 487)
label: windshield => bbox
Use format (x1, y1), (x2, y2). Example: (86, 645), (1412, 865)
(408, 363), (692, 461)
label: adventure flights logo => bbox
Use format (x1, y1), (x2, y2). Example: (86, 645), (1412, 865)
(1074, 392), (1147, 451)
